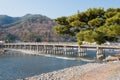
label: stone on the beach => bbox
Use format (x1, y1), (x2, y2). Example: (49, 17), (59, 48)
(105, 56), (119, 61)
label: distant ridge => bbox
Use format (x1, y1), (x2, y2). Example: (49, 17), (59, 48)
(0, 14), (74, 42)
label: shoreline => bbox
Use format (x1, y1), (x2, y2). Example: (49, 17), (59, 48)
(24, 61), (120, 80)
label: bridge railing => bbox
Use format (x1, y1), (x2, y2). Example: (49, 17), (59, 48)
(4, 42), (78, 46)
(3, 42), (120, 48)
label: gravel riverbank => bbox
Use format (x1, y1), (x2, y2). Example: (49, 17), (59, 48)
(24, 61), (120, 80)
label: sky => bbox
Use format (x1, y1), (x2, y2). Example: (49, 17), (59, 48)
(0, 0), (120, 19)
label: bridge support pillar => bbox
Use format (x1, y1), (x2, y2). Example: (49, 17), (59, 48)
(0, 44), (5, 54)
(64, 46), (67, 55)
(78, 46), (87, 56)
(96, 47), (104, 59)
(37, 45), (39, 52)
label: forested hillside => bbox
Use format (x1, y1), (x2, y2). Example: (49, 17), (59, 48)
(0, 14), (74, 42)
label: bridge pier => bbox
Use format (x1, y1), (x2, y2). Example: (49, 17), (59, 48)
(64, 46), (67, 55)
(54, 46), (56, 55)
(96, 47), (105, 59)
(0, 43), (5, 54)
(78, 46), (87, 56)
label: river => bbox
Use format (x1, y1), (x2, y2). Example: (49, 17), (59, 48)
(0, 50), (116, 80)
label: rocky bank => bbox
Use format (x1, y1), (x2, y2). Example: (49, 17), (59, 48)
(24, 61), (120, 80)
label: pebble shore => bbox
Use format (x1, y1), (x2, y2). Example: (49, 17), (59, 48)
(24, 61), (120, 80)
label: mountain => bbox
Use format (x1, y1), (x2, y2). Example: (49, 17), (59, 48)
(0, 14), (74, 42)
(0, 15), (20, 28)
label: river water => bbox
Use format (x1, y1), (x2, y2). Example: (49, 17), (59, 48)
(0, 50), (116, 80)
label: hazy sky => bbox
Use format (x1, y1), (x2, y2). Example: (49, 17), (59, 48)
(0, 0), (120, 19)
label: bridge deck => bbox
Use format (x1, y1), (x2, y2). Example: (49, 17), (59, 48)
(3, 42), (120, 49)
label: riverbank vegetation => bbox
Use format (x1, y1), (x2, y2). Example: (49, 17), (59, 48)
(54, 8), (120, 45)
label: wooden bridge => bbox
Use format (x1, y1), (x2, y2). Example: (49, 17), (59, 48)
(0, 42), (120, 59)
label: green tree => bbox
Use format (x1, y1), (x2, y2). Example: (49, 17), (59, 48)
(54, 8), (120, 45)
(35, 37), (41, 42)
(5, 34), (17, 43)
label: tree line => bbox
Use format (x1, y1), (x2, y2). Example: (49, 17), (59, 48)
(54, 8), (120, 45)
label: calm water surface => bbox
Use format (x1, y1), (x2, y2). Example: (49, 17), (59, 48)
(0, 50), (116, 80)
(0, 53), (88, 80)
